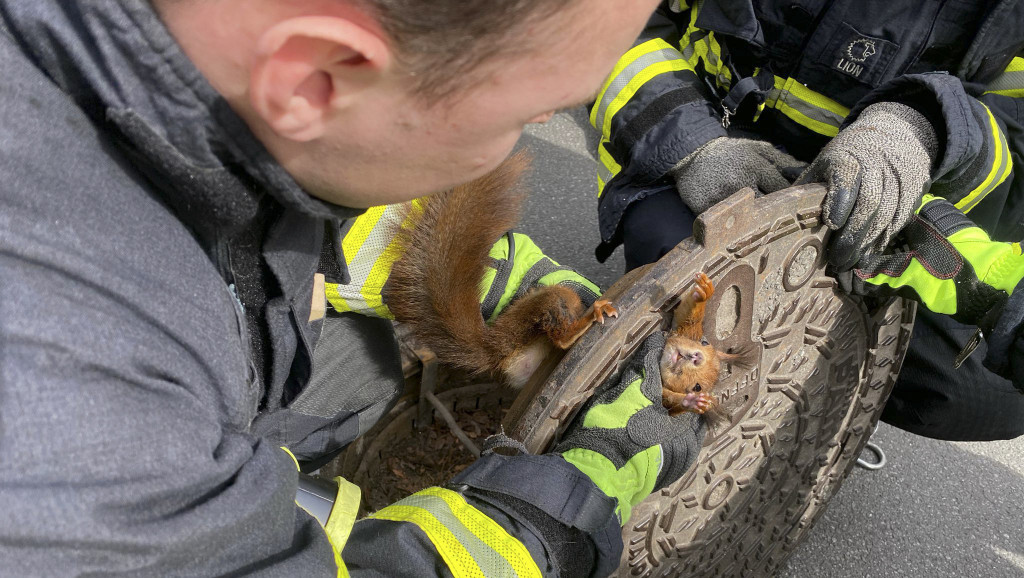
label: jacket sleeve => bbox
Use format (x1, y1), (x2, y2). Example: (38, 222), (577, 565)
(591, 2), (727, 258)
(842, 56), (1024, 240)
(327, 201), (602, 321)
(0, 204), (339, 576)
(843, 58), (1024, 388)
(341, 453), (621, 578)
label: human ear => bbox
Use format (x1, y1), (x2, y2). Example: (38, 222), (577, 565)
(250, 16), (390, 142)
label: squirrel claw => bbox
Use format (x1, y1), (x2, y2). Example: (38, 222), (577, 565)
(592, 299), (618, 324)
(680, 392), (713, 414)
(693, 273), (714, 303)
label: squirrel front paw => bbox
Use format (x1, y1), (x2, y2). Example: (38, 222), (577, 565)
(664, 390), (715, 415)
(693, 272), (714, 303)
(591, 299), (619, 324)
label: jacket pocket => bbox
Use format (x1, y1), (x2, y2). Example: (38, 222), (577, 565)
(820, 22), (900, 87)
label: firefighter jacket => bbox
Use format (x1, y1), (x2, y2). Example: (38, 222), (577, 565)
(594, 0), (1024, 263)
(591, 0), (1024, 404)
(0, 2), (620, 576)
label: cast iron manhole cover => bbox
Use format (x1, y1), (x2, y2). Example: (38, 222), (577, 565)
(504, 184), (915, 577)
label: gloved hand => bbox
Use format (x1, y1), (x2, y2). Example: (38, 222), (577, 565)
(841, 194), (1024, 335)
(555, 332), (706, 524)
(669, 137), (806, 214)
(795, 102), (941, 272)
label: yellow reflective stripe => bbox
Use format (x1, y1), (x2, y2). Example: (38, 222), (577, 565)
(332, 200), (425, 318)
(678, 0), (703, 60)
(984, 57), (1024, 97)
(369, 487), (541, 578)
(706, 33), (731, 89)
(324, 282), (352, 313)
(956, 104), (1013, 213)
(280, 447), (300, 470)
(591, 39), (689, 136)
(596, 140), (621, 197)
(764, 76), (850, 137)
(359, 201), (423, 317)
(598, 60), (693, 143)
(342, 205), (385, 268)
(324, 477), (361, 578)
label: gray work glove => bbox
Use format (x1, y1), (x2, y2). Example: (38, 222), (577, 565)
(669, 137), (807, 214)
(795, 102), (940, 272)
(555, 332), (706, 524)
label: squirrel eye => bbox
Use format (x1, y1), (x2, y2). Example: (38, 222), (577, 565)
(693, 384), (702, 392)
(700, 337), (709, 346)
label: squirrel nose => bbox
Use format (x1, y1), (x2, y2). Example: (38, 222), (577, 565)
(691, 351), (704, 366)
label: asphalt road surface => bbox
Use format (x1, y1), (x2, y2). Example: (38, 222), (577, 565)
(515, 108), (1024, 578)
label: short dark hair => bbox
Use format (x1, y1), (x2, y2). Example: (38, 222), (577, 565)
(360, 0), (579, 100)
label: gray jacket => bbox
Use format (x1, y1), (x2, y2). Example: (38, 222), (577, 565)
(0, 1), (619, 576)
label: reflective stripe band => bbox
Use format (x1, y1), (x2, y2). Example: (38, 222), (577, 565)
(678, 0), (706, 67)
(325, 478), (361, 578)
(668, 0), (689, 12)
(280, 447), (300, 470)
(591, 39), (689, 137)
(984, 57), (1024, 97)
(763, 76), (850, 137)
(956, 104), (1013, 213)
(326, 200), (424, 318)
(369, 487), (541, 578)
(596, 140), (620, 197)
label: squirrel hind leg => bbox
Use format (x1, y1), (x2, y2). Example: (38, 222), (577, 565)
(534, 286), (612, 350)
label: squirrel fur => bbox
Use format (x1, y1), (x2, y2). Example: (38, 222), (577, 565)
(386, 151), (616, 388)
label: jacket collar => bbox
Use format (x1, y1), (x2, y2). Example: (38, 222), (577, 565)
(0, 0), (362, 233)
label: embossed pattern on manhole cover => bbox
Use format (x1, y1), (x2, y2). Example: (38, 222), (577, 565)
(504, 184), (915, 577)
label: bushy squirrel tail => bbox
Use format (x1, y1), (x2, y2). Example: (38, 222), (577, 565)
(387, 151), (532, 375)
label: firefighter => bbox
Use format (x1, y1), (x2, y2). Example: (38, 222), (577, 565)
(594, 0), (1024, 441)
(0, 0), (707, 576)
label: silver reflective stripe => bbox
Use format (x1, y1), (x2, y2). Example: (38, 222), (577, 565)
(681, 41), (694, 61)
(593, 47), (684, 136)
(680, 30), (709, 63)
(596, 157), (614, 185)
(669, 0), (686, 12)
(987, 70), (1024, 92)
(401, 493), (519, 578)
(765, 86), (846, 129)
(959, 124), (1011, 213)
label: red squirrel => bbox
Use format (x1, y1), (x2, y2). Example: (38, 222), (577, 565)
(386, 152), (618, 388)
(660, 272), (753, 427)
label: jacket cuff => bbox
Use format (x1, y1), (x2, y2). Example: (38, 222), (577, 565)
(621, 101), (727, 185)
(451, 453), (622, 578)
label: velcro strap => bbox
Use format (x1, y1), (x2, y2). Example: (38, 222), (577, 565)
(451, 453), (616, 534)
(722, 68), (775, 113)
(919, 198), (974, 236)
(613, 85), (707, 154)
(857, 215), (963, 280)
